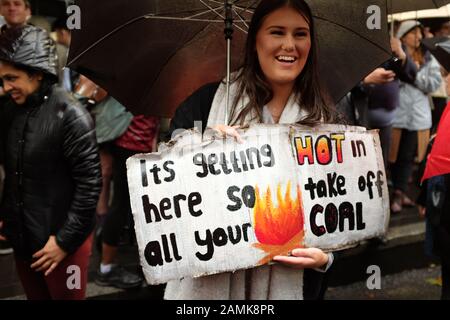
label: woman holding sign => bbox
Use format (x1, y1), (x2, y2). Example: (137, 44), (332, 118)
(166, 0), (340, 300)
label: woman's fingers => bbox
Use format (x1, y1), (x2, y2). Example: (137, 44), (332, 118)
(0, 221), (5, 241)
(224, 127), (244, 144)
(272, 255), (315, 268)
(31, 255), (48, 269)
(45, 262), (58, 277)
(213, 125), (244, 143)
(273, 248), (328, 269)
(36, 260), (53, 273)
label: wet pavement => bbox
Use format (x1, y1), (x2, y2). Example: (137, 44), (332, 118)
(326, 264), (442, 300)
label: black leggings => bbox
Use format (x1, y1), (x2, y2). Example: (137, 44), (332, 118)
(102, 145), (138, 246)
(391, 129), (417, 192)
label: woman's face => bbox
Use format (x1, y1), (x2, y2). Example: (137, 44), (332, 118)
(256, 5), (311, 89)
(0, 61), (42, 105)
(402, 27), (423, 50)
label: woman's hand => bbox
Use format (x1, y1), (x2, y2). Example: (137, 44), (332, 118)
(363, 68), (396, 85)
(31, 236), (67, 276)
(390, 37), (406, 62)
(418, 205), (426, 219)
(0, 221), (6, 241)
(212, 125), (244, 143)
(272, 247), (329, 270)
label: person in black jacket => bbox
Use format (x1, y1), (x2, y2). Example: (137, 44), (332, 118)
(0, 25), (102, 300)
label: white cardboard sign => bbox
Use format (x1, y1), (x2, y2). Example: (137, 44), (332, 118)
(126, 124), (389, 285)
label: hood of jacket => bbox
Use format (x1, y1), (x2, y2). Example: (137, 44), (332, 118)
(0, 25), (58, 78)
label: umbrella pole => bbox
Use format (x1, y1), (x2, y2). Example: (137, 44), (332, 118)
(389, 0), (394, 37)
(226, 38), (231, 125)
(390, 15), (394, 36)
(224, 0), (233, 125)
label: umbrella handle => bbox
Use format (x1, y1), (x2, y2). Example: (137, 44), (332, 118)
(224, 0), (233, 40)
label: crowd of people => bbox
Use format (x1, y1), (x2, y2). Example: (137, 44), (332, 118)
(0, 0), (448, 300)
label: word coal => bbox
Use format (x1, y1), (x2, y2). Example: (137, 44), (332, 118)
(310, 201), (366, 237)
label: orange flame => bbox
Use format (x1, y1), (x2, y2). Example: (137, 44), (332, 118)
(252, 182), (305, 265)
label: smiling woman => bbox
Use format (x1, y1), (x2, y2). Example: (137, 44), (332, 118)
(0, 62), (42, 104)
(166, 0), (339, 301)
(0, 25), (101, 300)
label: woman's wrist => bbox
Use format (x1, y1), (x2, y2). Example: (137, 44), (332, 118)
(313, 252), (334, 273)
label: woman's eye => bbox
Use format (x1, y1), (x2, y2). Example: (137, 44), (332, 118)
(270, 30), (284, 35)
(295, 32), (308, 37)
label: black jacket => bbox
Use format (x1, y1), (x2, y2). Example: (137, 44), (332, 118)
(167, 82), (220, 140)
(0, 84), (102, 258)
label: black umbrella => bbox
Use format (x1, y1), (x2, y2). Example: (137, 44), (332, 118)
(68, 0), (391, 117)
(387, 0), (450, 14)
(422, 36), (450, 71)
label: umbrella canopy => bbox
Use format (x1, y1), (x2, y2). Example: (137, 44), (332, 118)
(422, 36), (450, 71)
(68, 0), (392, 117)
(388, 0), (450, 14)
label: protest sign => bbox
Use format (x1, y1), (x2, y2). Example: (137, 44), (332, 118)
(126, 124), (389, 285)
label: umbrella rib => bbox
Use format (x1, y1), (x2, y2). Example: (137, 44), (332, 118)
(234, 0), (259, 13)
(199, 0), (226, 20)
(147, 16), (223, 22)
(68, 15), (149, 65)
(68, 14), (233, 66)
(185, 6), (224, 19)
(313, 15), (392, 56)
(232, 7), (250, 29)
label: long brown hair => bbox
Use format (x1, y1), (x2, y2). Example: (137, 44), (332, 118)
(402, 26), (425, 66)
(229, 0), (338, 126)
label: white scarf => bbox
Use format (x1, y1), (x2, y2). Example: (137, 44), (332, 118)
(164, 78), (306, 300)
(207, 78), (308, 126)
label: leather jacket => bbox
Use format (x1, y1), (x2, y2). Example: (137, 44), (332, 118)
(0, 83), (102, 258)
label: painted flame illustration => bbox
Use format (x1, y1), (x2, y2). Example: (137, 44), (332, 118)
(252, 182), (304, 265)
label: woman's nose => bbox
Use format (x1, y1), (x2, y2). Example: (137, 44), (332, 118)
(281, 36), (295, 51)
(3, 82), (12, 92)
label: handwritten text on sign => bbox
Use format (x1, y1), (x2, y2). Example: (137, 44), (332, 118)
(126, 125), (389, 285)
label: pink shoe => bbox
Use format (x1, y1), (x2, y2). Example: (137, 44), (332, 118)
(390, 200), (403, 214)
(402, 194), (415, 207)
(390, 190), (403, 214)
